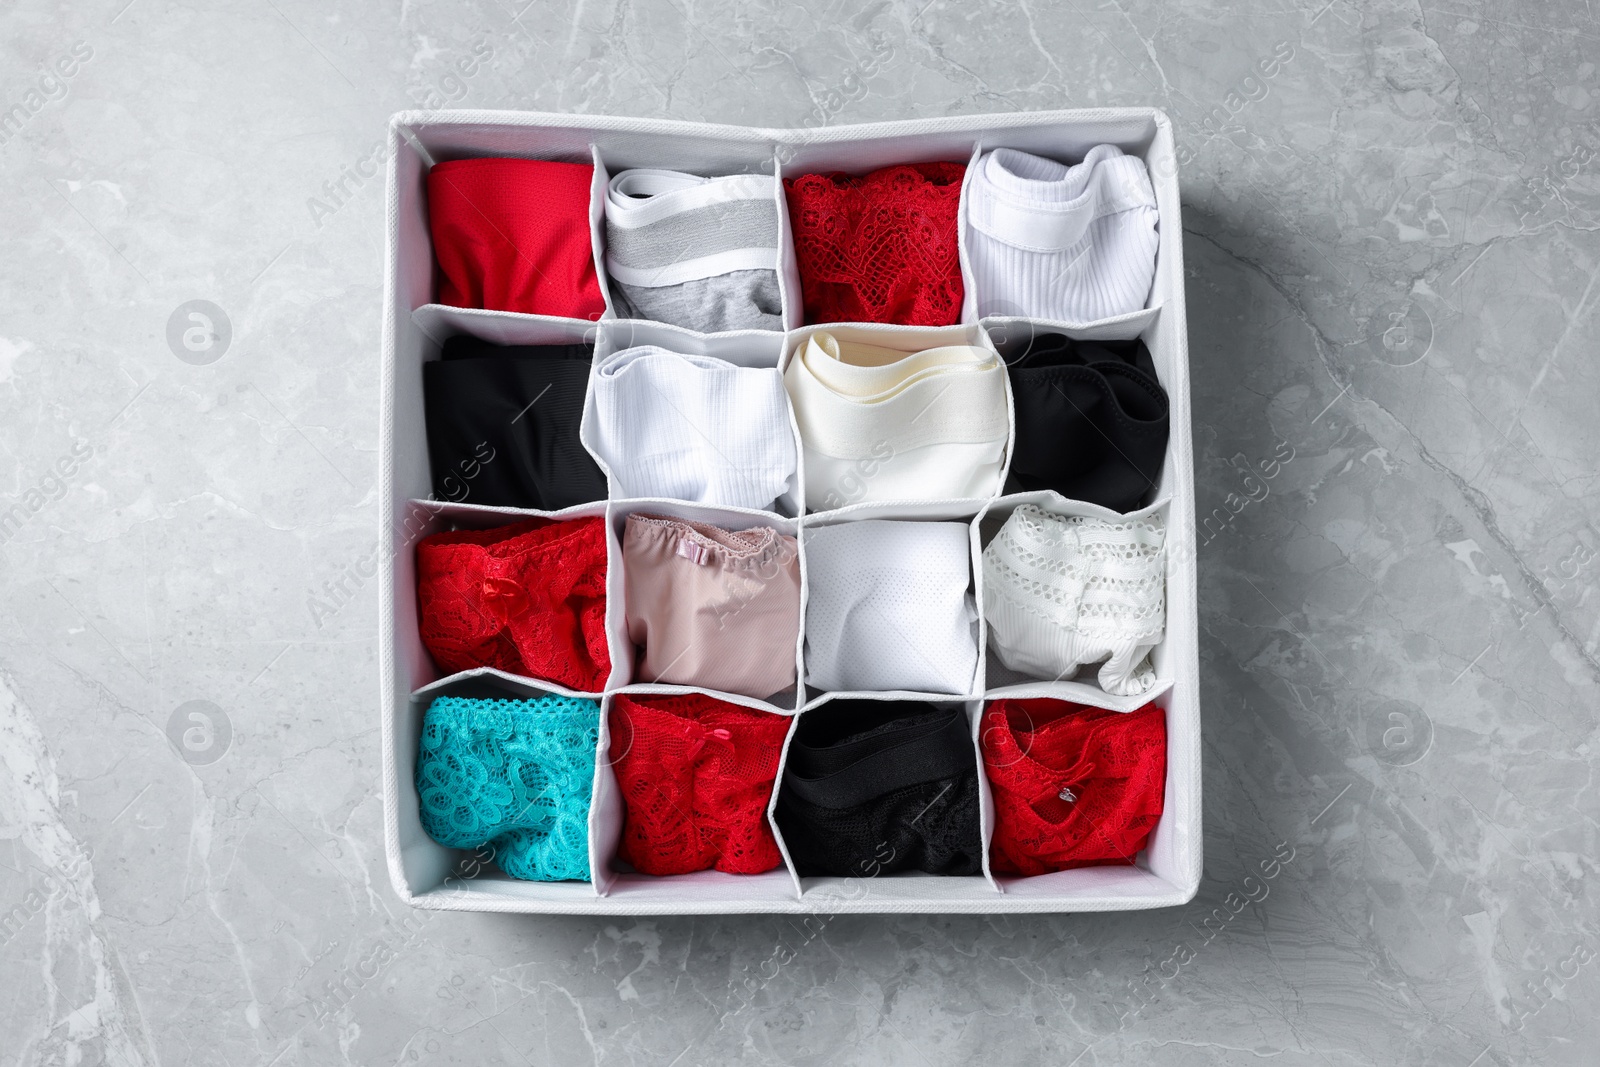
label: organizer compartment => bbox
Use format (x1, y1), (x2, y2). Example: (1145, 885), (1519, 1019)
(593, 153), (795, 334)
(780, 322), (1013, 515)
(381, 109), (1199, 913)
(775, 696), (995, 891)
(605, 498), (804, 710)
(977, 494), (1176, 709)
(582, 323), (801, 515)
(798, 512), (982, 701)
(590, 688), (803, 901)
(400, 671), (605, 906)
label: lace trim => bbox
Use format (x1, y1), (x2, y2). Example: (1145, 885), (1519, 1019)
(986, 506), (1165, 636)
(981, 699), (1166, 875)
(785, 163), (965, 326)
(416, 517), (611, 692)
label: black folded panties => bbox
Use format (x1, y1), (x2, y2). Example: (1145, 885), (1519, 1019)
(775, 700), (982, 877)
(423, 335), (608, 510)
(1006, 333), (1169, 512)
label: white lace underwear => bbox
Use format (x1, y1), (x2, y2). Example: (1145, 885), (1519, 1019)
(982, 505), (1166, 695)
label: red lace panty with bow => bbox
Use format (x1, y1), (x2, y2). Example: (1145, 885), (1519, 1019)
(981, 699), (1166, 876)
(608, 693), (792, 876)
(784, 162), (965, 326)
(416, 516), (611, 692)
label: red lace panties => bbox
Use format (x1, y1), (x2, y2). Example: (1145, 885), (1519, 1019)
(981, 699), (1166, 875)
(608, 693), (792, 876)
(427, 157), (607, 319)
(784, 162), (965, 326)
(416, 516), (611, 692)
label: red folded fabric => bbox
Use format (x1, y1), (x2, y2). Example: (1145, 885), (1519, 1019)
(427, 157), (607, 319)
(416, 516), (611, 692)
(608, 693), (791, 876)
(981, 699), (1166, 875)
(784, 162), (965, 326)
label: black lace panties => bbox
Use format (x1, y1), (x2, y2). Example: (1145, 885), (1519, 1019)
(775, 700), (982, 877)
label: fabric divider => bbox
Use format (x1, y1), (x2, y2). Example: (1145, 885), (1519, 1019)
(411, 305), (603, 349)
(968, 698), (1001, 891)
(588, 692), (623, 895)
(772, 150), (804, 331)
(587, 145), (616, 320)
(981, 306), (1160, 344)
(956, 140), (985, 326)
(766, 703), (806, 897)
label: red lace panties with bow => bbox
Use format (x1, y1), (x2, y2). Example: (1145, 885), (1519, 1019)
(608, 693), (792, 876)
(981, 699), (1166, 875)
(784, 162), (965, 326)
(416, 516), (611, 692)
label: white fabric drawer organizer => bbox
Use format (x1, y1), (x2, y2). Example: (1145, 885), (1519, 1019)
(380, 109), (1200, 914)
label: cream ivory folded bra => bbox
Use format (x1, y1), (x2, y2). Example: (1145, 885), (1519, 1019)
(784, 331), (1009, 510)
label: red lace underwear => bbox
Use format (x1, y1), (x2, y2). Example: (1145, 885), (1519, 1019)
(427, 157), (607, 319)
(608, 693), (792, 876)
(784, 162), (965, 326)
(981, 699), (1166, 875)
(416, 516), (611, 692)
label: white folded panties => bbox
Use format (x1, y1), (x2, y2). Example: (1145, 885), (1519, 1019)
(804, 519), (978, 694)
(585, 345), (796, 510)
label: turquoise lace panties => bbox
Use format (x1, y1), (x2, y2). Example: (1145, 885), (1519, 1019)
(416, 695), (600, 881)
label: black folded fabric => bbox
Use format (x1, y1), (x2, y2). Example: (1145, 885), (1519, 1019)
(775, 701), (982, 877)
(423, 335), (608, 510)
(1006, 333), (1169, 512)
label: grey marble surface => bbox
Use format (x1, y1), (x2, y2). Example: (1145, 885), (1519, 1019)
(1, 0), (1597, 1063)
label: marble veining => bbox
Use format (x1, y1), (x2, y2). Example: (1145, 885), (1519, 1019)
(1, 0), (1597, 1063)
